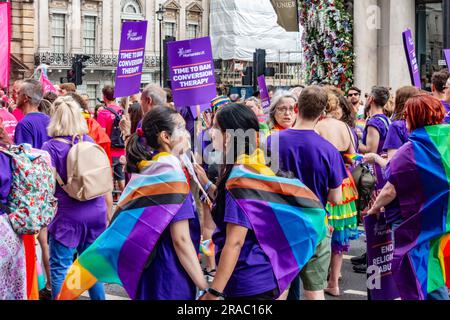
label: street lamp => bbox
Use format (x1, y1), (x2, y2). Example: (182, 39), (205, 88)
(156, 4), (165, 87)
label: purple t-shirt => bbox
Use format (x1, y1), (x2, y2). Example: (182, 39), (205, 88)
(383, 163), (403, 226)
(137, 193), (200, 300)
(212, 192), (277, 298)
(442, 101), (450, 124)
(0, 153), (12, 216)
(14, 112), (50, 149)
(383, 120), (409, 151)
(42, 135), (107, 248)
(269, 130), (346, 207)
(362, 114), (390, 190)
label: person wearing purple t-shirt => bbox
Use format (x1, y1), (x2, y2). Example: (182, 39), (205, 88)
(13, 79), (50, 149)
(198, 104), (279, 301)
(359, 86), (391, 192)
(268, 86), (344, 301)
(126, 106), (208, 300)
(12, 78), (52, 299)
(42, 96), (107, 300)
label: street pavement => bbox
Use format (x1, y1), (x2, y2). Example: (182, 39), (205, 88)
(79, 228), (369, 301)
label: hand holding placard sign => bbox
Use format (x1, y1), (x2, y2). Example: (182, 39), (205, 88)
(258, 75), (271, 114)
(168, 37), (217, 118)
(114, 21), (148, 98)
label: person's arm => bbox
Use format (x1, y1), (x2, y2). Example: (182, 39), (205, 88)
(363, 153), (388, 169)
(359, 127), (380, 154)
(327, 186), (343, 206)
(194, 163), (217, 200)
(170, 220), (209, 291)
(387, 149), (398, 161)
(200, 223), (248, 300)
(366, 182), (397, 216)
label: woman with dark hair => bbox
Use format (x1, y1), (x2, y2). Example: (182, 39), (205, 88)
(127, 107), (208, 300)
(0, 122), (27, 299)
(57, 107), (207, 301)
(199, 103), (328, 300)
(367, 94), (449, 300)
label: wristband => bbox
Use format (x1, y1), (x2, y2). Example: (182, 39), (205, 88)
(206, 287), (226, 299)
(204, 180), (213, 193)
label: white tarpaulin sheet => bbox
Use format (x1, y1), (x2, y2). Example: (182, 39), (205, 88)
(210, 0), (303, 63)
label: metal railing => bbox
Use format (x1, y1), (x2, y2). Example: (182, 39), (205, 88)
(215, 51), (304, 87)
(34, 52), (160, 69)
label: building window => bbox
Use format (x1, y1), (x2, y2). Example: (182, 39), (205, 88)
(187, 24), (198, 39)
(52, 14), (66, 54)
(86, 85), (97, 109)
(84, 16), (96, 55)
(122, 0), (144, 21)
(165, 22), (176, 38)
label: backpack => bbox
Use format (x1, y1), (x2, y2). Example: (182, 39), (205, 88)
(352, 163), (376, 215)
(104, 106), (125, 149)
(54, 136), (113, 201)
(0, 145), (57, 235)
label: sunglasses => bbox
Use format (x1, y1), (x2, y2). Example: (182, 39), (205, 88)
(348, 93), (360, 97)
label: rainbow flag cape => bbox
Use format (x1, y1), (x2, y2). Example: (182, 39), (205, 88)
(226, 150), (328, 295)
(390, 124), (450, 300)
(57, 154), (190, 300)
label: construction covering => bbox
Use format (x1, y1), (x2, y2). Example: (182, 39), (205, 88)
(210, 0), (303, 63)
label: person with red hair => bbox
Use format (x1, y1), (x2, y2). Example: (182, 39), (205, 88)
(367, 94), (449, 300)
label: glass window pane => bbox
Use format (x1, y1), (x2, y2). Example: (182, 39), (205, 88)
(84, 16), (96, 54)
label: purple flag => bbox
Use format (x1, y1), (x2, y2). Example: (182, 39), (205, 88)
(402, 29), (422, 89)
(364, 214), (400, 300)
(168, 37), (216, 116)
(444, 49), (450, 69)
(258, 75), (271, 113)
(114, 21), (148, 98)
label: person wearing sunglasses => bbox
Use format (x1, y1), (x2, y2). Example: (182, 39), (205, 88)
(347, 87), (363, 117)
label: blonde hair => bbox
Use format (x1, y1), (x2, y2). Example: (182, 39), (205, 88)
(323, 86), (340, 115)
(47, 96), (88, 137)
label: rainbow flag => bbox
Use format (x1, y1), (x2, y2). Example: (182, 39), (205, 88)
(344, 153), (364, 162)
(356, 118), (366, 131)
(57, 154), (190, 300)
(390, 124), (450, 300)
(200, 239), (215, 257)
(226, 150), (328, 294)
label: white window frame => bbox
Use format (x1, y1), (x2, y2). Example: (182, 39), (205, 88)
(51, 13), (66, 54)
(83, 15), (97, 55)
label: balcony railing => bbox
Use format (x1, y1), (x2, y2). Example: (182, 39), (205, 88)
(34, 52), (160, 69)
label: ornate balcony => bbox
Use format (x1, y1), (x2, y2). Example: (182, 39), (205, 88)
(34, 52), (160, 70)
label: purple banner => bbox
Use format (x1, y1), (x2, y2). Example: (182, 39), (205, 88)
(364, 214), (400, 300)
(114, 21), (148, 98)
(258, 75), (271, 113)
(168, 37), (216, 117)
(444, 49), (450, 69)
(402, 29), (422, 89)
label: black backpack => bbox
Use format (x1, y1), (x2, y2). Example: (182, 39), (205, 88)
(104, 106), (125, 149)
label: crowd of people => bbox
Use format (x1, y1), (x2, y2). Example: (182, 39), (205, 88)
(0, 68), (449, 301)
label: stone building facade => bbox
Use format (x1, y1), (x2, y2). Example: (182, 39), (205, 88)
(33, 0), (210, 105)
(6, 0), (35, 85)
(353, 0), (450, 96)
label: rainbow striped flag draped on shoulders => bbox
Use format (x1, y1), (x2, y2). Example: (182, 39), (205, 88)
(226, 150), (328, 295)
(57, 153), (190, 300)
(390, 124), (450, 300)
